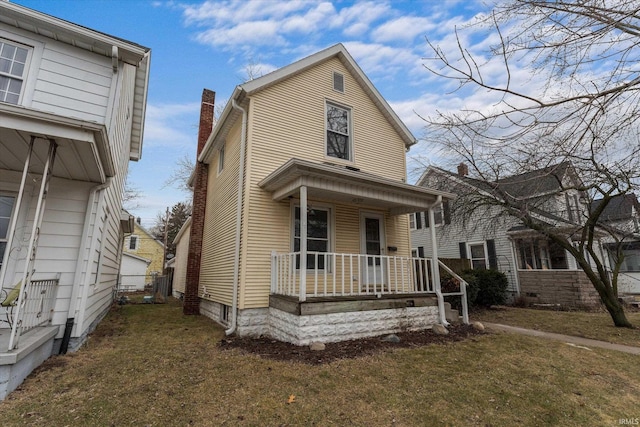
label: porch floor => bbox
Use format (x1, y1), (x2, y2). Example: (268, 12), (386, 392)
(270, 293), (438, 316)
(0, 326), (59, 365)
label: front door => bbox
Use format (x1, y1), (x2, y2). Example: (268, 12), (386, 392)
(360, 212), (386, 289)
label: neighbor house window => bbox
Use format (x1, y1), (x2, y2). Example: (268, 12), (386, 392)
(516, 238), (568, 269)
(128, 235), (139, 251)
(218, 144), (225, 174)
(293, 205), (331, 269)
(409, 213), (416, 230)
(326, 102), (351, 161)
(0, 195), (16, 271)
(608, 243), (640, 272)
(468, 242), (488, 269)
(0, 40), (30, 105)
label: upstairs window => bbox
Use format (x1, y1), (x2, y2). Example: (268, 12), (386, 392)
(326, 102), (352, 161)
(0, 40), (29, 105)
(333, 71), (344, 93)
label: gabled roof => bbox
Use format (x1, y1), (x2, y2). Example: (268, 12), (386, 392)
(591, 194), (640, 222)
(421, 162), (575, 200)
(0, 1), (151, 161)
(199, 43), (416, 163)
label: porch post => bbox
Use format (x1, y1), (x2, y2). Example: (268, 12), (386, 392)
(9, 139), (57, 350)
(0, 136), (35, 291)
(428, 202), (449, 326)
(299, 186), (307, 302)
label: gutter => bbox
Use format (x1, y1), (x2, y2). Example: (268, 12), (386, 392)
(225, 98), (248, 336)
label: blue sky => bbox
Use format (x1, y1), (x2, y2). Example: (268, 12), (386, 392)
(13, 0), (495, 227)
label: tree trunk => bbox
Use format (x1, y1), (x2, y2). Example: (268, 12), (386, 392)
(601, 292), (633, 328)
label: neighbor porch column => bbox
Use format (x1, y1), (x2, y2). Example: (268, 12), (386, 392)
(299, 186), (307, 302)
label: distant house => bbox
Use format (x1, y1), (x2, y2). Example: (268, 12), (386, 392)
(121, 219), (164, 288)
(592, 194), (640, 294)
(0, 2), (150, 399)
(180, 44), (464, 346)
(413, 162), (601, 307)
(171, 216), (190, 299)
(120, 252), (151, 291)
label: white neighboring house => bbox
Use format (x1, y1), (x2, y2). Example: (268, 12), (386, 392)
(413, 163), (602, 307)
(0, 2), (150, 399)
(593, 194), (640, 294)
(120, 252), (151, 291)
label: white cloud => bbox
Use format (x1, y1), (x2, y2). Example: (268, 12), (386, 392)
(371, 16), (436, 43)
(143, 102), (201, 148)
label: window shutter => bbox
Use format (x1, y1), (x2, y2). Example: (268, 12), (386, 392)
(423, 211), (430, 228)
(418, 246), (425, 258)
(416, 212), (422, 229)
(459, 242), (467, 259)
(443, 201), (451, 224)
(487, 239), (498, 269)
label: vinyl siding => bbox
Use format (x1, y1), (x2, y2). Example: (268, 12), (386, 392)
(200, 120), (242, 306)
(122, 222), (164, 284)
(238, 57), (410, 309)
(1, 26), (112, 123)
(172, 222), (190, 294)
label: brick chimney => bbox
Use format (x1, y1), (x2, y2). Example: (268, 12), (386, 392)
(457, 162), (469, 177)
(184, 89), (215, 315)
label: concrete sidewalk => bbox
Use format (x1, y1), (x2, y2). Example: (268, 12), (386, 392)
(483, 322), (640, 355)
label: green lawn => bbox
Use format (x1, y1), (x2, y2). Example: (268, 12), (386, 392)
(475, 306), (640, 347)
(0, 299), (638, 426)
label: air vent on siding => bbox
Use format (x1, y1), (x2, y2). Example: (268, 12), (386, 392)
(333, 71), (344, 93)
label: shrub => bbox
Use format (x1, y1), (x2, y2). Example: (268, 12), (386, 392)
(459, 269), (508, 308)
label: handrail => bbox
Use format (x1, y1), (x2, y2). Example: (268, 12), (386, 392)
(437, 260), (470, 324)
(7, 277), (59, 350)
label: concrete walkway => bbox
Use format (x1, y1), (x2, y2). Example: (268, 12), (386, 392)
(483, 322), (640, 355)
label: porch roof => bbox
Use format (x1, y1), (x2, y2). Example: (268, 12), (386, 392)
(0, 105), (111, 183)
(259, 158), (455, 215)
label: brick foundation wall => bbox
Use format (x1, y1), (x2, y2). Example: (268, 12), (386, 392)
(184, 89), (215, 315)
(518, 270), (601, 307)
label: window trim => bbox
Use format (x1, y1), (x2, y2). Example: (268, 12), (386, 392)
(290, 201), (334, 271)
(325, 100), (354, 163)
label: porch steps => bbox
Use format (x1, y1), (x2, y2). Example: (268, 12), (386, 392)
(444, 303), (460, 324)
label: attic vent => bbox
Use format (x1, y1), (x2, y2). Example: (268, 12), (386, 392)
(333, 71), (344, 93)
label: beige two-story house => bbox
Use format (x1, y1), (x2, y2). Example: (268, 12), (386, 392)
(182, 44), (465, 345)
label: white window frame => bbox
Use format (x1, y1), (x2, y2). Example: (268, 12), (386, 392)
(217, 144), (225, 175)
(128, 235), (139, 251)
(409, 213), (416, 230)
(467, 241), (488, 270)
(432, 205), (444, 227)
(0, 193), (17, 272)
(325, 100), (353, 163)
(290, 202), (334, 271)
(0, 38), (33, 105)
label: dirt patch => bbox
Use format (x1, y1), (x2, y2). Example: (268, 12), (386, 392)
(219, 324), (483, 365)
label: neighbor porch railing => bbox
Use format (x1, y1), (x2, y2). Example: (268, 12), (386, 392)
(271, 251), (469, 324)
(7, 277), (59, 350)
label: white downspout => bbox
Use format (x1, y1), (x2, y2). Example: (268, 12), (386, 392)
(428, 195), (449, 326)
(226, 98), (247, 336)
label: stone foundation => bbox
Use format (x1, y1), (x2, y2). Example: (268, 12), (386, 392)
(518, 270), (600, 307)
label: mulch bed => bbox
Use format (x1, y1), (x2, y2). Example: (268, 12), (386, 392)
(219, 324), (484, 365)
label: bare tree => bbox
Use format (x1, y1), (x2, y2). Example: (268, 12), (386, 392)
(123, 177), (142, 211)
(163, 154), (195, 195)
(423, 1), (640, 327)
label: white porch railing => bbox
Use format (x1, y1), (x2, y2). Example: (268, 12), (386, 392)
(7, 277), (59, 350)
(271, 251), (469, 324)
